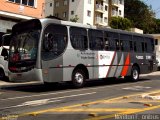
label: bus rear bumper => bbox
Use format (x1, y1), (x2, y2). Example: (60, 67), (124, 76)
(8, 69), (43, 82)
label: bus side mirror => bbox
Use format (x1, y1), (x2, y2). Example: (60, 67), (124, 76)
(44, 33), (53, 51)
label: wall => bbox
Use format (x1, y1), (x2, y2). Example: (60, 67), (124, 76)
(0, 0), (44, 18)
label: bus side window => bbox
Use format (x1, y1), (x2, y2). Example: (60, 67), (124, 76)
(115, 39), (119, 51)
(104, 38), (109, 50)
(134, 42), (137, 52)
(129, 41), (133, 51)
(120, 40), (124, 51)
(89, 29), (104, 50)
(144, 42), (147, 52)
(42, 24), (68, 59)
(70, 27), (88, 50)
(141, 42), (145, 52)
(44, 33), (54, 51)
(104, 31), (112, 50)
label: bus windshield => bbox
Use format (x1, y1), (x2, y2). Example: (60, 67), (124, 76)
(9, 30), (40, 72)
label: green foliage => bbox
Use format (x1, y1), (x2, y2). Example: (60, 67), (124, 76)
(124, 0), (156, 33)
(70, 15), (79, 22)
(154, 18), (160, 33)
(110, 17), (132, 30)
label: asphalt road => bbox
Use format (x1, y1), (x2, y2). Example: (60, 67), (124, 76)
(0, 71), (160, 120)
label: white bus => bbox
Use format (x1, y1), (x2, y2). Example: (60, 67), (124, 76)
(8, 19), (157, 87)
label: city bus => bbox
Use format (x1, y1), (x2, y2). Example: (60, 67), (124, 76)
(8, 18), (157, 87)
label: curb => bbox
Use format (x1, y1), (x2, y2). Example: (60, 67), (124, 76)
(0, 81), (42, 89)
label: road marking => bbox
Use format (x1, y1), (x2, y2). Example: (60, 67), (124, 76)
(0, 92), (96, 110)
(0, 79), (155, 101)
(20, 89), (160, 116)
(122, 86), (151, 91)
(0, 90), (160, 120)
(48, 108), (139, 112)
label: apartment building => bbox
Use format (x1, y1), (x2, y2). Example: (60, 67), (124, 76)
(0, 0), (54, 34)
(53, 0), (124, 26)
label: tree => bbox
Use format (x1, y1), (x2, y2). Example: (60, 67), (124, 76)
(154, 18), (160, 33)
(110, 17), (132, 30)
(124, 0), (156, 33)
(70, 15), (79, 22)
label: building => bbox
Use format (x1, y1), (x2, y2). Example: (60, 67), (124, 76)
(0, 0), (54, 33)
(53, 0), (124, 26)
(150, 34), (160, 68)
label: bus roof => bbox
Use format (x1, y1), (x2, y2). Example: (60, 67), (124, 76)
(13, 18), (153, 39)
(39, 18), (153, 39)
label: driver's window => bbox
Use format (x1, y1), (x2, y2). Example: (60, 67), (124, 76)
(42, 24), (68, 60)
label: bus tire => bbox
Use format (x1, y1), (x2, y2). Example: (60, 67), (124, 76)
(131, 66), (139, 82)
(72, 69), (86, 88)
(0, 69), (5, 80)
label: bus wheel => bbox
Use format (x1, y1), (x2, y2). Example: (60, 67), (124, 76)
(72, 69), (86, 88)
(0, 69), (5, 80)
(131, 66), (139, 81)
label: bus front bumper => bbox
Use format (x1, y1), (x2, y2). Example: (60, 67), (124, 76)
(8, 69), (43, 82)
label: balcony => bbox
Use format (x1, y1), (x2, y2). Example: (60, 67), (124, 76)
(112, 0), (119, 7)
(112, 10), (118, 16)
(95, 17), (104, 26)
(95, 4), (104, 13)
(103, 0), (108, 3)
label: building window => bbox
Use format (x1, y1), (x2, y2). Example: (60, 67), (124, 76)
(88, 0), (91, 4)
(155, 39), (158, 45)
(64, 0), (67, 5)
(28, 0), (34, 6)
(50, 3), (52, 7)
(22, 0), (27, 5)
(71, 11), (74, 15)
(55, 1), (59, 7)
(119, 0), (122, 4)
(104, 17), (107, 23)
(63, 12), (67, 18)
(87, 10), (91, 17)
(119, 10), (122, 15)
(105, 5), (108, 11)
(8, 0), (35, 7)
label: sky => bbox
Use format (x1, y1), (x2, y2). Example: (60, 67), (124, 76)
(142, 0), (160, 19)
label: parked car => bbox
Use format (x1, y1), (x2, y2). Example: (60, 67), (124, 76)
(0, 46), (9, 80)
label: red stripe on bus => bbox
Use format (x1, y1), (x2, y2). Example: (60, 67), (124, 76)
(121, 53), (130, 76)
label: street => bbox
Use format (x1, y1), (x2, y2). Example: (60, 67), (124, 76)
(0, 71), (160, 120)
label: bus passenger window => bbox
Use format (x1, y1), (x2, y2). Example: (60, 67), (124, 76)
(44, 33), (54, 51)
(42, 24), (68, 60)
(129, 41), (133, 51)
(145, 42), (147, 52)
(104, 38), (109, 50)
(141, 42), (145, 52)
(116, 39), (119, 50)
(134, 42), (137, 52)
(70, 27), (88, 50)
(89, 29), (104, 50)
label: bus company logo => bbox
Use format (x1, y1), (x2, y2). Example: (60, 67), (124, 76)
(136, 55), (144, 60)
(100, 54), (110, 60)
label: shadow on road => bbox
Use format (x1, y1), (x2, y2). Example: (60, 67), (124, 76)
(1, 77), (153, 93)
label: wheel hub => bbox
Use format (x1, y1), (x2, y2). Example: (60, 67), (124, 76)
(75, 73), (83, 84)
